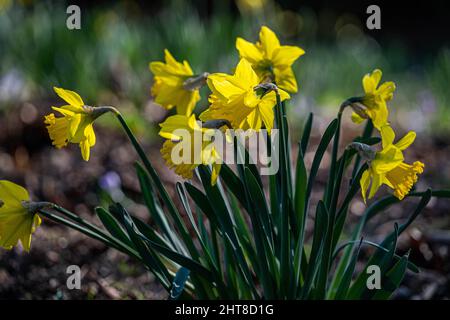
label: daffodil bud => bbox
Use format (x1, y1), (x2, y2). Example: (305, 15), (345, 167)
(183, 72), (209, 91)
(348, 142), (376, 161)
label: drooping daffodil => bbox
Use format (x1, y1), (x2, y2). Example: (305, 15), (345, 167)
(159, 114), (223, 185)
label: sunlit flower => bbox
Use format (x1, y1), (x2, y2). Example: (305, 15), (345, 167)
(150, 49), (204, 116)
(159, 114), (222, 185)
(44, 87), (100, 161)
(236, 26), (304, 93)
(0, 180), (42, 252)
(351, 69), (396, 130)
(359, 125), (424, 202)
(200, 58), (290, 133)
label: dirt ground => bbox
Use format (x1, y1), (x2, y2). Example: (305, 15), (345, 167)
(0, 101), (449, 299)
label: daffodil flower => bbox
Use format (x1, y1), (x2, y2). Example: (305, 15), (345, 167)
(45, 87), (115, 161)
(0, 180), (43, 252)
(358, 125), (424, 202)
(199, 58), (290, 133)
(350, 69), (396, 130)
(236, 26), (304, 93)
(159, 114), (222, 185)
(150, 49), (205, 116)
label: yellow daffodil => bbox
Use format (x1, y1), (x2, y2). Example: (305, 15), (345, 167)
(236, 26), (304, 93)
(150, 49), (205, 116)
(359, 125), (424, 202)
(351, 69), (396, 130)
(159, 114), (222, 185)
(0, 180), (42, 252)
(44, 87), (104, 161)
(200, 58), (290, 133)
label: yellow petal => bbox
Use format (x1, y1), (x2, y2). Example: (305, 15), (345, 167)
(370, 69), (382, 87)
(53, 87), (84, 108)
(273, 67), (298, 93)
(84, 124), (96, 146)
(394, 131), (416, 151)
(211, 163), (222, 186)
(159, 115), (196, 140)
(234, 58), (259, 87)
(377, 81), (396, 101)
(236, 37), (264, 64)
(258, 98), (275, 134)
(258, 26), (280, 59)
(368, 173), (383, 199)
(176, 90), (200, 116)
(370, 100), (389, 130)
(372, 145), (404, 174)
(79, 139), (91, 161)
